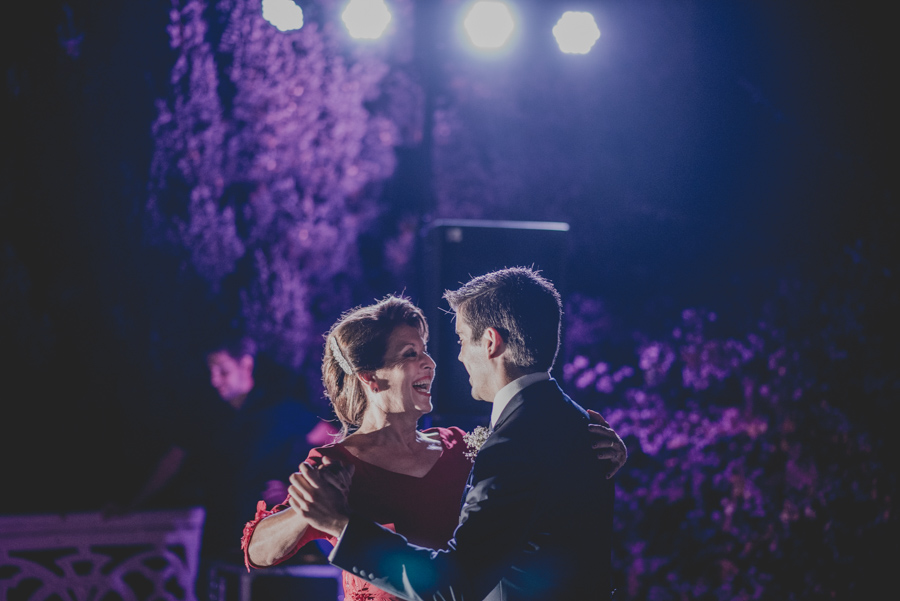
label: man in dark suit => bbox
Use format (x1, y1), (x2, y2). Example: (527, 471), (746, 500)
(298, 268), (616, 600)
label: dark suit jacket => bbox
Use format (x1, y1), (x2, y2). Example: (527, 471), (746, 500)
(329, 378), (615, 600)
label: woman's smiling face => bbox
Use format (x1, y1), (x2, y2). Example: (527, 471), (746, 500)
(370, 324), (436, 415)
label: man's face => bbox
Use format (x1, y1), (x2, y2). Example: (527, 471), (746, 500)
(455, 315), (492, 402)
(207, 351), (254, 403)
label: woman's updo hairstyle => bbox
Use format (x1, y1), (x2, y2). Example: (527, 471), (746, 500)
(323, 296), (428, 438)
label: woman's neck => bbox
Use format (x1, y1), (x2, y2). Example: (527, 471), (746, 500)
(352, 411), (423, 448)
(342, 410), (443, 477)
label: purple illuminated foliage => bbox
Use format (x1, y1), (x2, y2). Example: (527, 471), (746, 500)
(563, 243), (896, 599)
(147, 0), (419, 367)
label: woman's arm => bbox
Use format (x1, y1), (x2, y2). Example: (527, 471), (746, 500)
(244, 502), (313, 567)
(243, 449), (335, 569)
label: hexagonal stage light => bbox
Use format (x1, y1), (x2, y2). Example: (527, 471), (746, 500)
(261, 0), (304, 32)
(342, 0), (393, 40)
(552, 11), (600, 54)
(463, 1), (516, 50)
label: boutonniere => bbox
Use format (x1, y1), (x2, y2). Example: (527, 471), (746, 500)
(463, 426), (492, 461)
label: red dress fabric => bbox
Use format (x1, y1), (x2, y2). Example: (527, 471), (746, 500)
(241, 426), (472, 601)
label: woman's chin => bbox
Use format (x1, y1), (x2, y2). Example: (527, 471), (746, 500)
(401, 396), (433, 415)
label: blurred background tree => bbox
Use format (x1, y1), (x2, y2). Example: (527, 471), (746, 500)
(146, 0), (421, 371)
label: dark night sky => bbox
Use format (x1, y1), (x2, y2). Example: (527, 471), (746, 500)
(1, 1), (895, 512)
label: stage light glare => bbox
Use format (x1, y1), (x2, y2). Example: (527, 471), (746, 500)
(552, 11), (600, 54)
(464, 1), (516, 49)
(342, 0), (392, 40)
(261, 0), (304, 32)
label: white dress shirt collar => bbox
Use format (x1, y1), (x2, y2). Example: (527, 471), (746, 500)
(490, 371), (551, 429)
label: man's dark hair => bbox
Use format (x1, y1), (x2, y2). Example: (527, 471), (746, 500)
(443, 267), (562, 372)
(208, 335), (257, 360)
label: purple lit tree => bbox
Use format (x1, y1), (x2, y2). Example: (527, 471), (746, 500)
(146, 0), (419, 367)
(562, 225), (897, 599)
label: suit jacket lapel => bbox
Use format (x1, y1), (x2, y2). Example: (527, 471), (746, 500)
(492, 393), (524, 432)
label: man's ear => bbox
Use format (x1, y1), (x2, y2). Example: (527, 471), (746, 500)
(483, 327), (507, 359)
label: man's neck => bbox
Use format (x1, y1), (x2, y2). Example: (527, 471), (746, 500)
(490, 371), (551, 427)
(227, 393), (248, 410)
(227, 382), (254, 410)
(484, 364), (527, 403)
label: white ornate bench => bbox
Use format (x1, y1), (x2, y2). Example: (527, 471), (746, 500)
(0, 508), (204, 601)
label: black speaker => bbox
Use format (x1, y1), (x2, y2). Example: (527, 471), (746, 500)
(419, 219), (570, 427)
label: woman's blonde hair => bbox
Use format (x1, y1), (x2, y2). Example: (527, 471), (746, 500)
(323, 296), (428, 438)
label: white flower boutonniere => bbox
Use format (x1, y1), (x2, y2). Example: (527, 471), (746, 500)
(463, 426), (492, 462)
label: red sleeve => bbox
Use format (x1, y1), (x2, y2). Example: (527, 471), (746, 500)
(438, 426), (470, 461)
(442, 426), (468, 447)
(240, 446), (337, 571)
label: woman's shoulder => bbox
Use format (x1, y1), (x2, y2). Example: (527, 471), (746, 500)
(305, 441), (352, 465)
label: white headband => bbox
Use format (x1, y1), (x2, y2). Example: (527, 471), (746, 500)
(330, 336), (354, 375)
